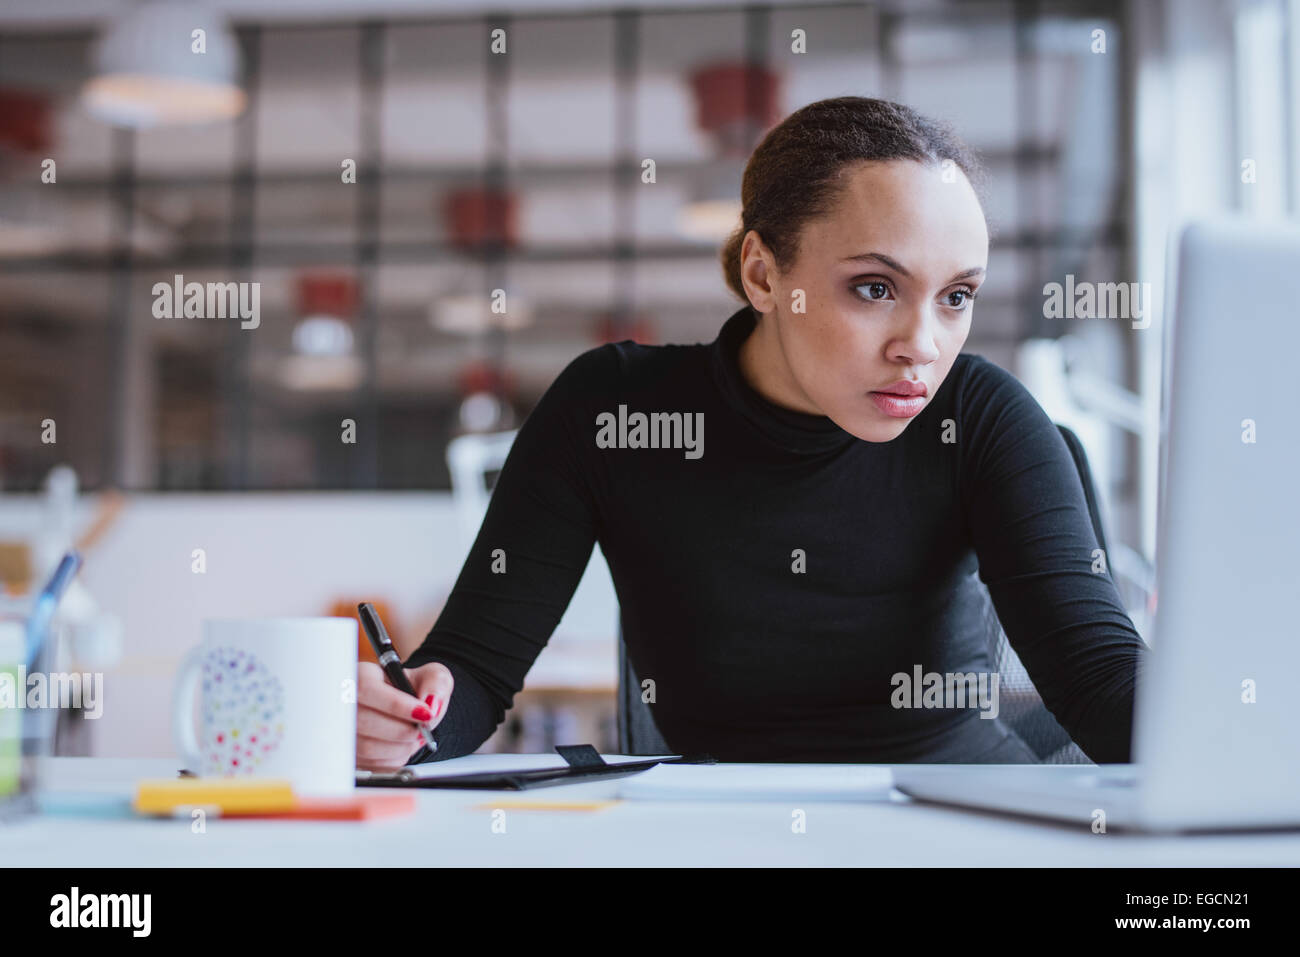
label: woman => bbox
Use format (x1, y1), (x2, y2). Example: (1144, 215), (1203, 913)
(355, 96), (1146, 769)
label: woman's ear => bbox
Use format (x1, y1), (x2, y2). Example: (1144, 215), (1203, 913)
(739, 229), (779, 314)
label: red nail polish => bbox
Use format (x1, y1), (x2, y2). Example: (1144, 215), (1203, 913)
(433, 698), (443, 718)
(412, 705), (432, 721)
(425, 694), (434, 706)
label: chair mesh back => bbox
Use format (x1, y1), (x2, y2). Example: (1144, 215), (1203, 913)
(978, 582), (1091, 764)
(617, 635), (670, 755)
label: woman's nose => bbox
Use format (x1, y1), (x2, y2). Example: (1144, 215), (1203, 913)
(888, 307), (942, 365)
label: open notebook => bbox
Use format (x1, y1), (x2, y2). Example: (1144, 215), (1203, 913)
(356, 746), (685, 790)
(358, 747), (895, 799)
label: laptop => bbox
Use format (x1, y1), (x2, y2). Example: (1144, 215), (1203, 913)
(894, 219), (1300, 832)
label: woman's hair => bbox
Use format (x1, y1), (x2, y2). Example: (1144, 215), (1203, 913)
(720, 96), (985, 302)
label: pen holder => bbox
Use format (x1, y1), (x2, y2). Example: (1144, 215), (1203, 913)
(0, 613), (55, 822)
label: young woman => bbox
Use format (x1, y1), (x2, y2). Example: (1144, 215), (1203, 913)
(355, 96), (1147, 769)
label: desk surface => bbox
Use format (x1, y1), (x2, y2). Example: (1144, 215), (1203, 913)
(4, 756), (1298, 867)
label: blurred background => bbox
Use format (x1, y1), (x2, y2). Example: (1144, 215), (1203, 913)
(0, 0), (1295, 758)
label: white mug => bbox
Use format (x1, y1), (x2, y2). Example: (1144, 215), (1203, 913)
(173, 618), (357, 796)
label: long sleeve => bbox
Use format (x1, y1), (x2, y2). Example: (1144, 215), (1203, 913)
(957, 356), (1147, 763)
(403, 347), (611, 761)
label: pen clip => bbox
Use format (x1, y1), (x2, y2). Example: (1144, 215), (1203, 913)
(356, 602), (393, 651)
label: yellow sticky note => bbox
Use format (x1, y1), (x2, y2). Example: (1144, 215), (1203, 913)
(472, 799), (623, 812)
(133, 778), (296, 815)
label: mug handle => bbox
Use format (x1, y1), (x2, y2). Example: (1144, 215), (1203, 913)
(171, 646), (205, 773)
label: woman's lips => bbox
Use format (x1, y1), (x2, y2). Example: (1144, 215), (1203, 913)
(868, 391), (926, 418)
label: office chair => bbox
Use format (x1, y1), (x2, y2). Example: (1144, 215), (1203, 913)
(617, 424), (1118, 765)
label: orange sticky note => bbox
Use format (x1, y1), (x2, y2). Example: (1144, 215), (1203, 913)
(236, 794), (416, 821)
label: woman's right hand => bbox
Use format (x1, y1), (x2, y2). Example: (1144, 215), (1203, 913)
(355, 660), (454, 771)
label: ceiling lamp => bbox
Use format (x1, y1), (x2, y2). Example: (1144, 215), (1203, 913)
(292, 272), (357, 357)
(432, 187), (531, 333)
(678, 62), (781, 241)
(0, 89), (60, 255)
(280, 272), (362, 391)
(82, 0), (246, 128)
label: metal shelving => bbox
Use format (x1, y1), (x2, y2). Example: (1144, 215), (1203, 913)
(0, 0), (1133, 493)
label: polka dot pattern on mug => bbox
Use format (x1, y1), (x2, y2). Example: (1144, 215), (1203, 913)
(200, 646), (285, 776)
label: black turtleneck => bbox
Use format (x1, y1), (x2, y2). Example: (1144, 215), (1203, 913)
(404, 305), (1146, 764)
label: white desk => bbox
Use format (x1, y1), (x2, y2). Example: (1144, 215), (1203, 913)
(3, 756), (1298, 866)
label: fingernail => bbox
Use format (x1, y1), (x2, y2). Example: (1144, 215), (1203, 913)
(412, 705), (432, 721)
(424, 694), (434, 706)
(432, 697), (443, 718)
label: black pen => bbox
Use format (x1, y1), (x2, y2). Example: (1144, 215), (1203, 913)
(357, 602), (437, 754)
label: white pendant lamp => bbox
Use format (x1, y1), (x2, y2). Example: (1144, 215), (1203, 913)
(82, 1), (246, 128)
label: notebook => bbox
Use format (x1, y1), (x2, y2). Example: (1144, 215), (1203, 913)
(356, 745), (685, 790)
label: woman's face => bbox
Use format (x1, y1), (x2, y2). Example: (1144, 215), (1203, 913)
(740, 158), (989, 443)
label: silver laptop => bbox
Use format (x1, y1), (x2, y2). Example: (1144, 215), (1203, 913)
(894, 219), (1300, 832)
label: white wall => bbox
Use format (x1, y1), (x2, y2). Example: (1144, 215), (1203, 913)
(0, 491), (619, 758)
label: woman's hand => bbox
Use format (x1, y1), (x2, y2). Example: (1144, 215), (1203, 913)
(355, 661), (454, 771)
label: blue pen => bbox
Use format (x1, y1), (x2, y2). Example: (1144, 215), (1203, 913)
(25, 551), (83, 669)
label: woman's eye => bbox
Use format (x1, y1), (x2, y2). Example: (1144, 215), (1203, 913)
(944, 289), (975, 308)
(855, 281), (891, 301)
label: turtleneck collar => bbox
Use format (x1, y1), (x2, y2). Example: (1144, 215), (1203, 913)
(708, 304), (859, 455)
